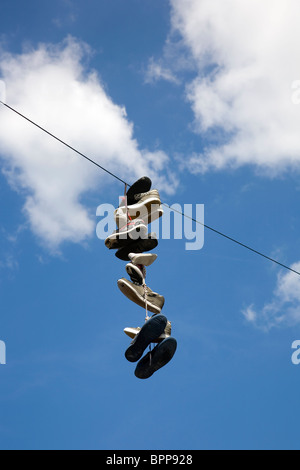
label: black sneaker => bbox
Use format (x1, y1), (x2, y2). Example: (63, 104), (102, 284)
(115, 233), (158, 261)
(125, 314), (168, 363)
(124, 320), (172, 343)
(125, 176), (152, 206)
(134, 337), (177, 379)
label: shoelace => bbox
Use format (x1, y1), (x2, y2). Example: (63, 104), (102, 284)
(143, 282), (149, 321)
(122, 186), (133, 223)
(143, 281), (152, 366)
(119, 219), (140, 231)
(118, 218), (147, 235)
(137, 264), (146, 281)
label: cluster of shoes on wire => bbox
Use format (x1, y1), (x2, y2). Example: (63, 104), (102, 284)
(105, 177), (177, 379)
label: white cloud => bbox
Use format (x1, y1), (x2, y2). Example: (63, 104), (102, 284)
(168, 0), (300, 174)
(242, 262), (300, 330)
(0, 254), (19, 272)
(145, 57), (180, 85)
(0, 79), (5, 102)
(0, 37), (176, 251)
(241, 305), (257, 324)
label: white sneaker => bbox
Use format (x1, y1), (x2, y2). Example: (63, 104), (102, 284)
(114, 190), (163, 227)
(128, 252), (157, 267)
(117, 278), (165, 314)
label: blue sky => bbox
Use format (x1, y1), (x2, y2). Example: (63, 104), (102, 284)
(1, 0), (300, 450)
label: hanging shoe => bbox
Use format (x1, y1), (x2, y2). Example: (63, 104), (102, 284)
(134, 337), (177, 379)
(124, 320), (172, 343)
(115, 233), (158, 261)
(124, 314), (167, 363)
(115, 189), (163, 226)
(115, 205), (163, 228)
(125, 176), (152, 206)
(117, 278), (165, 314)
(128, 252), (157, 267)
(105, 219), (148, 250)
(116, 176), (152, 227)
(125, 263), (146, 285)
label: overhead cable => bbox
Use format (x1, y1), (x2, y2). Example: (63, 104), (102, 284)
(1, 100), (299, 277)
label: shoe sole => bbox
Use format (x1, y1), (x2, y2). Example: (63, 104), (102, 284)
(105, 223), (148, 249)
(128, 253), (157, 267)
(134, 337), (177, 379)
(124, 326), (170, 343)
(117, 278), (162, 314)
(115, 234), (158, 261)
(125, 314), (167, 363)
(126, 177), (152, 206)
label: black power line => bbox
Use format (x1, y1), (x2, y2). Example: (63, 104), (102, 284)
(0, 101), (127, 186)
(1, 100), (299, 277)
(164, 203), (300, 276)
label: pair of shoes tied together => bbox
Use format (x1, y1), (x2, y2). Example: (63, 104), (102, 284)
(104, 176), (177, 379)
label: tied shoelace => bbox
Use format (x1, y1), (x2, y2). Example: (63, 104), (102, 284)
(143, 280), (152, 366)
(137, 264), (146, 280)
(142, 277), (149, 321)
(118, 218), (145, 232)
(121, 193), (132, 223)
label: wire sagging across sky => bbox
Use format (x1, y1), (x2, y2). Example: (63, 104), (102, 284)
(1, 99), (299, 277)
